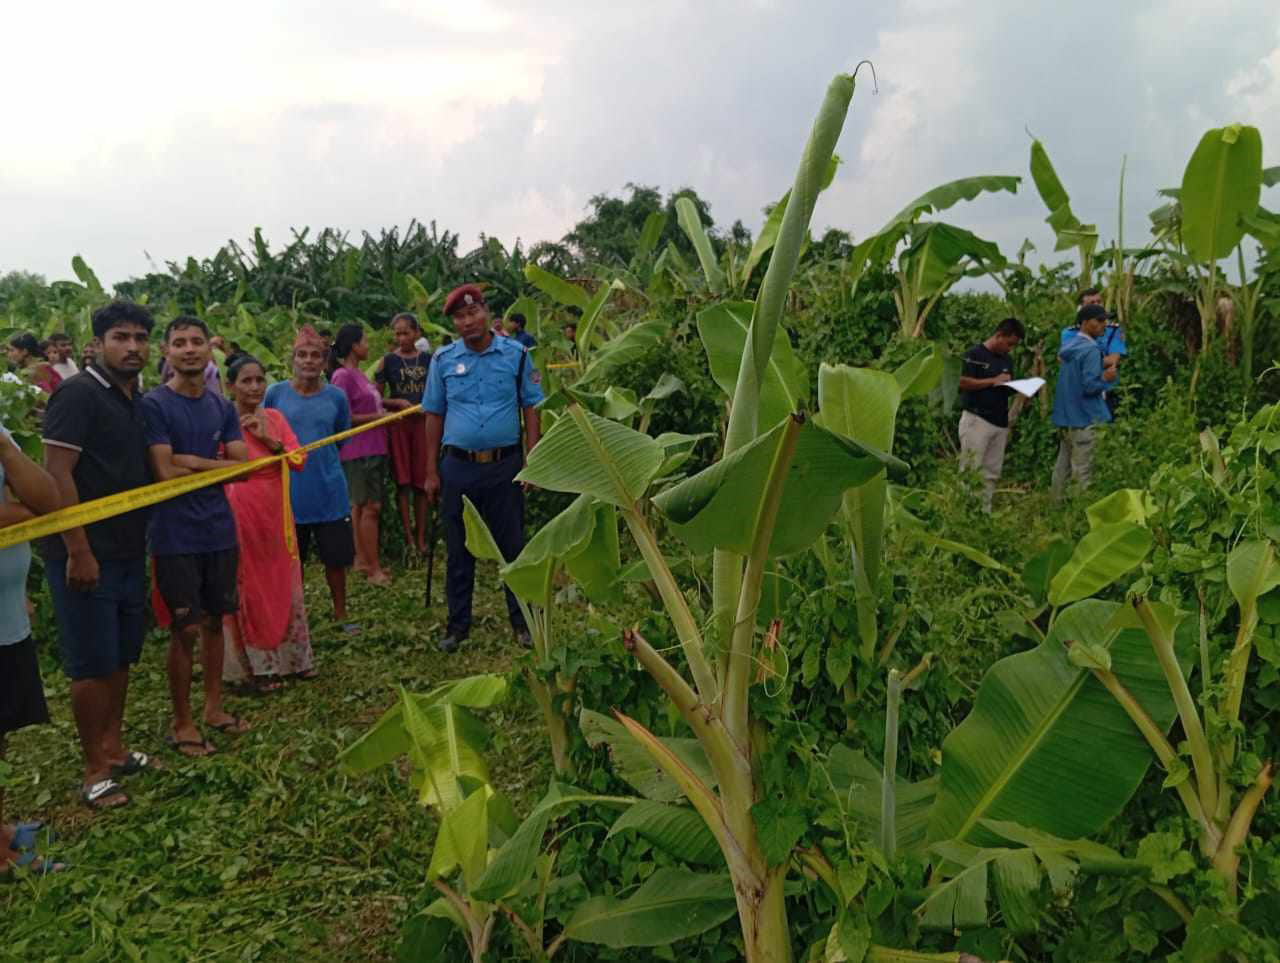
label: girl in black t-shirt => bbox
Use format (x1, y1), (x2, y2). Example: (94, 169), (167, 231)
(375, 313), (433, 553)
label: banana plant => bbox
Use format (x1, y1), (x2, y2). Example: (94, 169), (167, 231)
(337, 676), (512, 961)
(342, 682), (698, 960)
(1178, 124), (1263, 395)
(512, 76), (893, 963)
(520, 404), (902, 961)
(813, 354), (943, 657)
(847, 174), (1020, 338)
(461, 493), (620, 775)
(522, 263), (624, 372)
(674, 155), (843, 297)
(1028, 137), (1099, 289)
(909, 484), (1278, 937)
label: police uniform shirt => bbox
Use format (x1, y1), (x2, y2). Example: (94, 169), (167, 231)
(422, 335), (544, 451)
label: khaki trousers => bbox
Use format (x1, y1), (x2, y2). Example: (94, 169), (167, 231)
(1051, 426), (1096, 501)
(958, 411), (1009, 513)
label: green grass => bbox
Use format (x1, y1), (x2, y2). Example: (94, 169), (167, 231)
(1, 558), (549, 962)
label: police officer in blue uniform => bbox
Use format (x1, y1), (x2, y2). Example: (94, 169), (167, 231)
(423, 284), (543, 652)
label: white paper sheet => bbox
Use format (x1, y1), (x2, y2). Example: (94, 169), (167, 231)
(1005, 377), (1045, 398)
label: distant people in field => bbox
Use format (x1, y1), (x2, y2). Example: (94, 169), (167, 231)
(376, 312), (433, 554)
(42, 301), (157, 808)
(266, 326), (358, 631)
(7, 333), (61, 394)
(222, 355), (316, 691)
(330, 324), (391, 586)
(80, 337), (100, 370)
(144, 317), (252, 756)
(48, 333), (79, 382)
(507, 312), (536, 349)
(1052, 304), (1118, 501)
(957, 318), (1025, 513)
(424, 284), (543, 653)
(0, 419), (64, 871)
(1062, 287), (1126, 416)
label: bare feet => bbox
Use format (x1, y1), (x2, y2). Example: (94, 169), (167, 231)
(366, 570), (392, 587)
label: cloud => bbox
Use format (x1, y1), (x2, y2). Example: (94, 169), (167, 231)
(2, 1), (1278, 288)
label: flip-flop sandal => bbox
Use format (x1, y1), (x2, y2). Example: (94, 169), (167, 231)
(165, 734), (216, 757)
(339, 623), (362, 636)
(81, 778), (129, 810)
(294, 670), (319, 681)
(109, 750), (158, 779)
(208, 717), (249, 735)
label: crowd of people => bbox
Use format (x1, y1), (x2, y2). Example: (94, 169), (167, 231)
(1, 284), (543, 875)
(957, 287), (1126, 512)
(0, 278), (1128, 878)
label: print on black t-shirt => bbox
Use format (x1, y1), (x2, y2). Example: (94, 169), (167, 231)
(960, 343), (1013, 428)
(377, 352), (432, 403)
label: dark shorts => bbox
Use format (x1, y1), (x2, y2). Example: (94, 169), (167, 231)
(389, 414), (427, 490)
(297, 518), (355, 569)
(47, 556), (147, 681)
(342, 456), (387, 506)
(154, 549), (240, 632)
(0, 637), (50, 735)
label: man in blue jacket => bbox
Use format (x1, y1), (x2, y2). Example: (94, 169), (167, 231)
(1051, 304), (1117, 501)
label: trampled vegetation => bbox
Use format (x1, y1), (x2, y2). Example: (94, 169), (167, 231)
(4, 69), (1280, 961)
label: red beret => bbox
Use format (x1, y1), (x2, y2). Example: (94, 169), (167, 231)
(443, 284), (486, 316)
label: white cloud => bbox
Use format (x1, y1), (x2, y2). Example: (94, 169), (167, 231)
(3, 0), (1280, 288)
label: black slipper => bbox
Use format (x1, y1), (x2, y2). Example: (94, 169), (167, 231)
(208, 717), (249, 734)
(81, 778), (129, 810)
(165, 734), (216, 757)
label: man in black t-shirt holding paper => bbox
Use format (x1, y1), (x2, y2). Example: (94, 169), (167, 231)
(957, 317), (1025, 513)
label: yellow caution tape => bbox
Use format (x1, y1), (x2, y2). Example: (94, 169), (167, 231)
(0, 403), (426, 551)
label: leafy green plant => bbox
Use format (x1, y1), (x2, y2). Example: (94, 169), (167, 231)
(515, 69), (929, 963)
(461, 494), (620, 775)
(848, 176), (1020, 339)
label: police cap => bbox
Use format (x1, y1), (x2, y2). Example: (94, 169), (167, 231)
(443, 284), (486, 317)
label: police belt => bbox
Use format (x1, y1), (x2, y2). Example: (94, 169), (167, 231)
(443, 444), (521, 464)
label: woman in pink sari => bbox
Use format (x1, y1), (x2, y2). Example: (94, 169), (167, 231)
(222, 356), (316, 690)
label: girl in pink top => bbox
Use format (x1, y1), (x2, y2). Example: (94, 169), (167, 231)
(330, 324), (391, 585)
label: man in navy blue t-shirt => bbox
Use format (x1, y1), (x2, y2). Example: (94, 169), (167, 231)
(143, 317), (250, 757)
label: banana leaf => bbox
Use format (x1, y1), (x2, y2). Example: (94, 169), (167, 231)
(562, 867), (736, 948)
(517, 407), (664, 507)
(652, 416), (905, 558)
(928, 600), (1188, 847)
(675, 197), (726, 294)
(1180, 124), (1263, 263)
(698, 301), (807, 431)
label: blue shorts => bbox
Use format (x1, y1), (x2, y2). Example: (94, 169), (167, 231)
(46, 556), (147, 681)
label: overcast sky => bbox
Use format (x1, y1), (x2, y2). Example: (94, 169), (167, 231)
(3, 1), (1279, 286)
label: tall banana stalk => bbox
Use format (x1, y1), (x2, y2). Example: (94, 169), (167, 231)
(711, 68), (863, 659)
(519, 71), (876, 963)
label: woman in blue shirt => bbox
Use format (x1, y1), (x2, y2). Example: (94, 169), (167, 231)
(0, 426), (64, 874)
